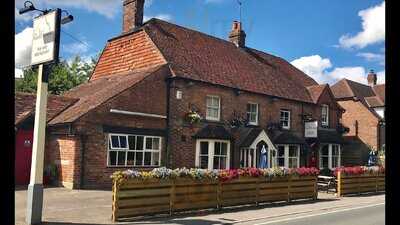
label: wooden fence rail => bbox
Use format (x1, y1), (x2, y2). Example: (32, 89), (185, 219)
(337, 172), (385, 197)
(112, 176), (317, 221)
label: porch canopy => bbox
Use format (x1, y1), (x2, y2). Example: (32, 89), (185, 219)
(306, 128), (345, 146)
(192, 124), (232, 140)
(269, 130), (307, 145)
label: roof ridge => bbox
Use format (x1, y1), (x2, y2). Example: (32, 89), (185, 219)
(146, 18), (238, 48)
(342, 79), (356, 98)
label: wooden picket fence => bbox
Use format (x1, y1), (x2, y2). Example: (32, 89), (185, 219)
(112, 176), (317, 221)
(337, 171), (385, 197)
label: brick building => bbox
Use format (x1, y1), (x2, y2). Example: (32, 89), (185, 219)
(331, 70), (385, 165)
(16, 0), (348, 189)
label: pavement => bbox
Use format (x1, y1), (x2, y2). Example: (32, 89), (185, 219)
(15, 186), (385, 225)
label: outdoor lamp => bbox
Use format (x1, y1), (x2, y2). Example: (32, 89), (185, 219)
(19, 1), (36, 14)
(61, 10), (74, 24)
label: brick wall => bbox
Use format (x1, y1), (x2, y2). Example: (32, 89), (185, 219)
(338, 100), (379, 150)
(167, 79), (341, 169)
(45, 134), (81, 189)
(91, 30), (166, 80)
(75, 69), (168, 188)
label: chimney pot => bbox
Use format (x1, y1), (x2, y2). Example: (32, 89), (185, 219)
(367, 69), (377, 86)
(229, 21), (246, 47)
(122, 0), (145, 34)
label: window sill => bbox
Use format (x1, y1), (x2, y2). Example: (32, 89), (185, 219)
(106, 166), (160, 169)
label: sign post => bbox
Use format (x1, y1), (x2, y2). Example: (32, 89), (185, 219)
(26, 9), (61, 225)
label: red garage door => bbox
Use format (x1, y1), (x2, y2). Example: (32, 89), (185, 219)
(15, 129), (33, 185)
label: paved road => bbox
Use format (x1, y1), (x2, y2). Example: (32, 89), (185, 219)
(15, 186), (385, 225)
(244, 203), (385, 225)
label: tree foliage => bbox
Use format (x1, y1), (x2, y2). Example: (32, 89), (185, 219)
(15, 55), (97, 95)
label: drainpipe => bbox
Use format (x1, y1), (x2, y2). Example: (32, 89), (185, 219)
(165, 77), (172, 168)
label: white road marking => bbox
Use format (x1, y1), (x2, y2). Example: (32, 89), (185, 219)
(252, 203), (385, 225)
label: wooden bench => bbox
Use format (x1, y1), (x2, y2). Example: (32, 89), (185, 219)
(318, 175), (337, 193)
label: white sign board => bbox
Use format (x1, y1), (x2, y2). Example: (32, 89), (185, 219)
(31, 10), (59, 66)
(305, 121), (318, 138)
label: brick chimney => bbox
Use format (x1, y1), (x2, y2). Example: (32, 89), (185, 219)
(367, 69), (377, 86)
(229, 21), (246, 47)
(122, 0), (145, 33)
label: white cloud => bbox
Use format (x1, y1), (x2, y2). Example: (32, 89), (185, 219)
(291, 55), (332, 83)
(377, 70), (385, 84)
(357, 52), (385, 65)
(339, 1), (385, 49)
(144, 14), (173, 22)
(291, 55), (385, 85)
(326, 67), (367, 84)
(15, 27), (33, 69)
(15, 0), (121, 20)
(62, 41), (90, 55)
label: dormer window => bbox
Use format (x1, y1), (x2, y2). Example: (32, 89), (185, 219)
(321, 104), (329, 126)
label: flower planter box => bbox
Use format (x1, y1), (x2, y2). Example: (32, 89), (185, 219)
(112, 175), (317, 221)
(337, 172), (385, 197)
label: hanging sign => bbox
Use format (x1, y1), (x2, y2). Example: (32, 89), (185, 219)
(305, 121), (318, 138)
(31, 9), (61, 66)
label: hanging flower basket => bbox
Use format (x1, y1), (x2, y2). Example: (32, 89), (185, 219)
(185, 110), (202, 124)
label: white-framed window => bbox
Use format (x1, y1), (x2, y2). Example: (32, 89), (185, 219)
(321, 104), (329, 126)
(280, 110), (291, 129)
(247, 103), (259, 125)
(108, 134), (161, 167)
(206, 95), (221, 121)
(196, 139), (230, 170)
(276, 144), (300, 168)
(319, 144), (341, 169)
(240, 148), (256, 168)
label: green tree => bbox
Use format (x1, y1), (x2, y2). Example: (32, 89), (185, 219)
(15, 55), (97, 95)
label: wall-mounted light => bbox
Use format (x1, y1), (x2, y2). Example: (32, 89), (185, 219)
(61, 10), (74, 24)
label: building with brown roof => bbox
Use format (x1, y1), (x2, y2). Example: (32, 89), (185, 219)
(331, 70), (385, 165)
(17, 0), (349, 188)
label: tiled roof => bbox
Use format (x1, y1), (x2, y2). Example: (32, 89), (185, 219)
(142, 19), (318, 103)
(365, 96), (384, 108)
(372, 84), (385, 104)
(268, 130), (306, 145)
(235, 127), (263, 148)
(192, 124), (232, 140)
(306, 84), (328, 103)
(331, 79), (385, 107)
(15, 92), (78, 126)
(49, 65), (165, 125)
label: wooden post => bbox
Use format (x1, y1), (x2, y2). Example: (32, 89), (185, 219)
(337, 171), (342, 197)
(169, 181), (175, 216)
(112, 181), (118, 222)
(313, 177), (318, 200)
(217, 182), (222, 210)
(287, 176), (291, 203)
(255, 179), (260, 206)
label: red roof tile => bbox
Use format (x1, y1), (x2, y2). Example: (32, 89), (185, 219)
(372, 84), (385, 104)
(141, 19), (318, 103)
(49, 65), (165, 125)
(15, 92), (78, 125)
(306, 84), (328, 103)
(331, 79), (385, 107)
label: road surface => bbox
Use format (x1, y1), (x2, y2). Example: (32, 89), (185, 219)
(243, 203), (384, 225)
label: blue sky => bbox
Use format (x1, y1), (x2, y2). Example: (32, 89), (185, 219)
(15, 0), (385, 85)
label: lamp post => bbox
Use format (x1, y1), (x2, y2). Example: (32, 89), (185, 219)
(19, 2), (73, 224)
